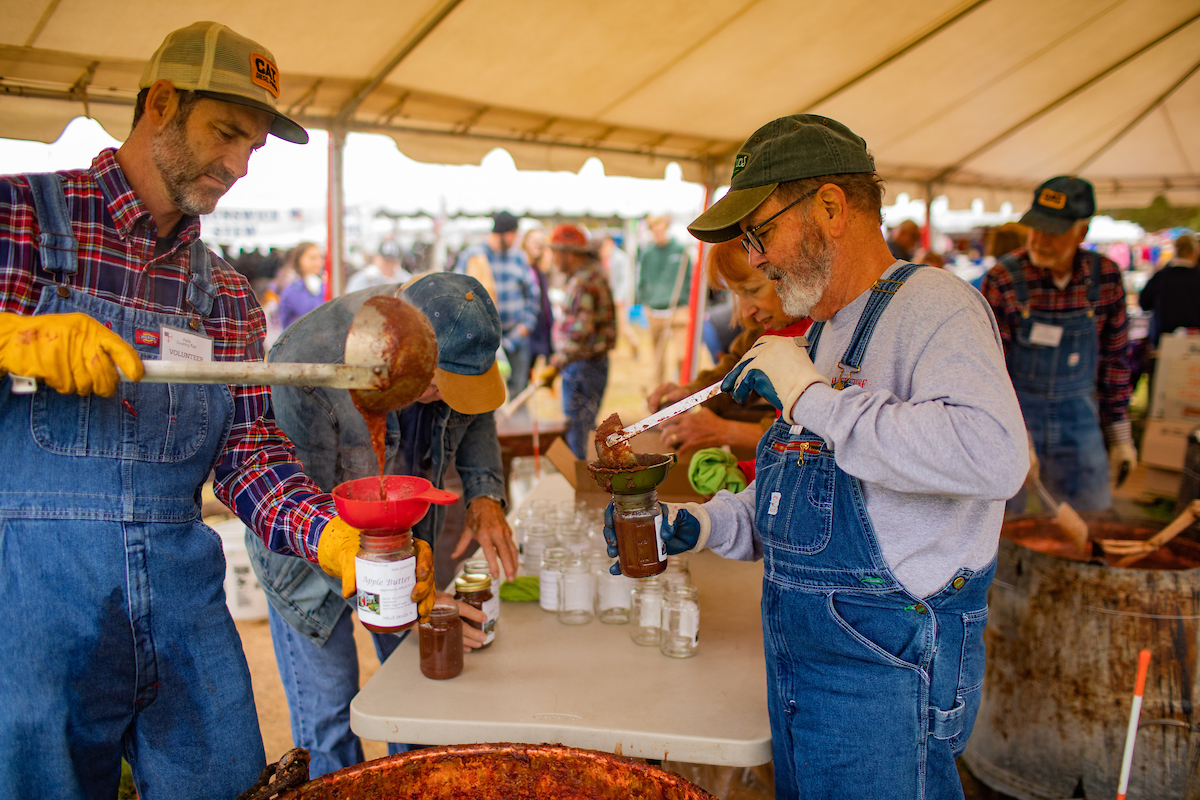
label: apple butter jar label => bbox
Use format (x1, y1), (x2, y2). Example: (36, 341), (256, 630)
(654, 515), (667, 562)
(356, 555), (417, 628)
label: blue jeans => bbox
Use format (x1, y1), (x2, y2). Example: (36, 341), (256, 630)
(504, 334), (532, 397)
(268, 604), (409, 778)
(561, 356), (609, 459)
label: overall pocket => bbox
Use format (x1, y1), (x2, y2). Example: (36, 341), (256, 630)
(755, 440), (835, 556)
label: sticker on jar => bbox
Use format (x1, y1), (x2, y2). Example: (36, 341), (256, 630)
(640, 594), (663, 628)
(679, 605), (700, 646)
(654, 515), (667, 562)
(482, 593), (500, 644)
(355, 555), (417, 628)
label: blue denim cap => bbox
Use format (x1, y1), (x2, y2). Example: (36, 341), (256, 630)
(1018, 176), (1095, 235)
(402, 272), (505, 414)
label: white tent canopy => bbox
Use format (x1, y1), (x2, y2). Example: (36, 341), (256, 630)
(2, 0), (1198, 210)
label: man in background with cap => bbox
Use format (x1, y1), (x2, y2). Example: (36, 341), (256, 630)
(345, 239), (413, 293)
(0, 21), (407, 799)
(455, 211), (541, 396)
(610, 114), (1027, 797)
(535, 224), (617, 458)
(246, 272), (517, 777)
(982, 176), (1135, 512)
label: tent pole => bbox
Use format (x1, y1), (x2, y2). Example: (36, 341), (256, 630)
(327, 126), (347, 298)
(680, 181), (714, 384)
(923, 182), (935, 254)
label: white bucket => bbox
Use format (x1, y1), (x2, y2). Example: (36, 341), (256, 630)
(209, 517), (269, 620)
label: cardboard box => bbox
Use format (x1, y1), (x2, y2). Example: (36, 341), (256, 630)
(1142, 465), (1183, 499)
(1150, 334), (1200, 422)
(546, 431), (754, 504)
(1141, 419), (1199, 471)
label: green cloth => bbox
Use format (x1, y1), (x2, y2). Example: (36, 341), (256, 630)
(636, 240), (692, 310)
(498, 575), (540, 602)
(688, 448), (748, 495)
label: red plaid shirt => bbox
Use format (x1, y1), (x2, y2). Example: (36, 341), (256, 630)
(0, 149), (334, 560)
(980, 247), (1131, 438)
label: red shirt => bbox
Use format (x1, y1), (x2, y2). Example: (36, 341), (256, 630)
(0, 149), (334, 560)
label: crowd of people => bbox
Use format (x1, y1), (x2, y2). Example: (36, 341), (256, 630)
(3, 17), (1199, 800)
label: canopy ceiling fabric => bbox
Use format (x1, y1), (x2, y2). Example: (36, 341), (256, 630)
(2, 0), (1198, 209)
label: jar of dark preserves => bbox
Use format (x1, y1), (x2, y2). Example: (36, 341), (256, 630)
(454, 573), (498, 648)
(354, 529), (416, 634)
(611, 490), (667, 578)
(419, 603), (464, 679)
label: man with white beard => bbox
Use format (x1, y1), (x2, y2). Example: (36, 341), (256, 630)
(603, 114), (1028, 799)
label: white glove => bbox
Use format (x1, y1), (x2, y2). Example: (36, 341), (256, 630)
(721, 336), (827, 425)
(1108, 441), (1137, 487)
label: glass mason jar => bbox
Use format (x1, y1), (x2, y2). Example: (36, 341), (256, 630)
(354, 529), (417, 634)
(521, 524), (558, 579)
(660, 585), (700, 658)
(557, 555), (594, 625)
(538, 547), (570, 613)
(630, 577), (665, 646)
(595, 560), (635, 624)
(454, 573), (498, 648)
(611, 490), (668, 578)
(462, 558), (491, 577)
(419, 603), (464, 679)
(662, 553), (691, 590)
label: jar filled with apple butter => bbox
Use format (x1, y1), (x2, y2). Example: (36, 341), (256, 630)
(419, 603), (464, 679)
(354, 529), (417, 634)
(454, 573), (497, 648)
(611, 490), (668, 578)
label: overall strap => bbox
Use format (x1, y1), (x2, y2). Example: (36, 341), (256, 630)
(1084, 249), (1102, 305)
(998, 253), (1030, 314)
(26, 173), (78, 284)
(808, 264), (924, 389)
(186, 239), (216, 319)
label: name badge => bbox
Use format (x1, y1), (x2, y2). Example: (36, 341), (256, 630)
(161, 324), (213, 363)
(1029, 322), (1063, 348)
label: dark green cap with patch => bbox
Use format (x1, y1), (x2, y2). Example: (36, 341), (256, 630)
(688, 114), (875, 243)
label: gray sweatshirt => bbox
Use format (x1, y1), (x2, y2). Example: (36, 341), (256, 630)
(704, 261), (1029, 598)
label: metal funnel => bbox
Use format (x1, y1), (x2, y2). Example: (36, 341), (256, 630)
(586, 453), (676, 496)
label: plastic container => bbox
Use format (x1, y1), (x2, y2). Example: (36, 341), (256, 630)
(212, 519), (268, 621)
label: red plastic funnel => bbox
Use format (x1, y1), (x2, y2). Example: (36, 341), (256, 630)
(332, 475), (458, 530)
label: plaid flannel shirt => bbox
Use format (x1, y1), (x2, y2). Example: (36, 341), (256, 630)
(551, 260), (617, 367)
(0, 149), (334, 561)
(454, 243), (540, 347)
(980, 247), (1131, 443)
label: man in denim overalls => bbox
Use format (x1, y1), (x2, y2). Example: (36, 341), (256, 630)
(0, 22), (433, 800)
(981, 177), (1136, 512)
(608, 115), (1029, 798)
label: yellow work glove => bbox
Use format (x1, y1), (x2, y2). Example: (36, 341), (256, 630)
(413, 538), (436, 623)
(1108, 440), (1137, 488)
(534, 364), (559, 389)
(0, 312), (143, 396)
(316, 516), (362, 599)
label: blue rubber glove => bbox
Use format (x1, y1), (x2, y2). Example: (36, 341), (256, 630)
(603, 501), (712, 576)
(720, 335), (827, 425)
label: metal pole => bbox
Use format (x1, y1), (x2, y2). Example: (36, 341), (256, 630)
(327, 126), (347, 298)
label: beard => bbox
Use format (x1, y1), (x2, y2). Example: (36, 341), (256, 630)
(767, 218), (835, 319)
(152, 115), (235, 217)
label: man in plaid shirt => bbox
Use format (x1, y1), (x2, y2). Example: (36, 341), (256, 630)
(538, 224), (617, 458)
(0, 22), (433, 799)
(981, 176), (1136, 512)
(454, 211), (541, 396)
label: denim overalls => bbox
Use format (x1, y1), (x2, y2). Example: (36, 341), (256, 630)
(0, 174), (265, 799)
(999, 253), (1110, 512)
(754, 264), (993, 799)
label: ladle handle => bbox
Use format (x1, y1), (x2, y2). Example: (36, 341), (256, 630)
(127, 361), (389, 389)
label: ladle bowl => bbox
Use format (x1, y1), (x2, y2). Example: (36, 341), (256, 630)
(344, 296), (438, 414)
(333, 475), (458, 531)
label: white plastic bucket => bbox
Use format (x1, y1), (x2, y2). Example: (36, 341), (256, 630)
(209, 517), (269, 621)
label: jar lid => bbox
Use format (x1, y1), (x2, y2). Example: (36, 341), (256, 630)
(455, 573), (492, 592)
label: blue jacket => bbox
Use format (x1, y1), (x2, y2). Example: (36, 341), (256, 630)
(244, 284), (506, 644)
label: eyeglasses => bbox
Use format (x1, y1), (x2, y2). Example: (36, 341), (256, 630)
(741, 188), (819, 255)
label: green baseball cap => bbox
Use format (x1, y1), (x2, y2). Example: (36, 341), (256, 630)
(688, 114), (875, 243)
